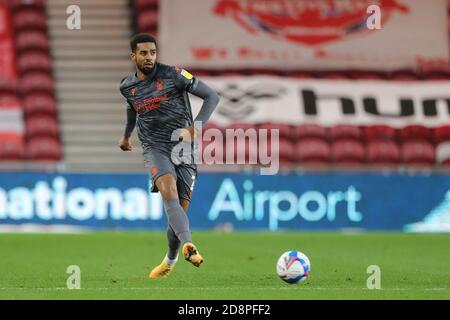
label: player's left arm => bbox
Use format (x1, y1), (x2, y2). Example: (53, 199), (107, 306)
(173, 68), (220, 140)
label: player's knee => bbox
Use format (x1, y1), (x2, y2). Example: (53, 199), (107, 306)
(157, 176), (178, 200)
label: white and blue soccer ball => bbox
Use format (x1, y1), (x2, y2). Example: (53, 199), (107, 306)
(276, 250), (311, 284)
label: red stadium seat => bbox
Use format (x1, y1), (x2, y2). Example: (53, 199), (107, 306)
(20, 72), (54, 95)
(293, 124), (327, 141)
(316, 71), (350, 80)
(331, 139), (365, 164)
(27, 137), (62, 161)
(11, 0), (45, 10)
(364, 125), (397, 141)
(294, 138), (331, 164)
(26, 115), (59, 139)
(258, 138), (295, 164)
(13, 9), (47, 31)
(137, 10), (158, 32)
(436, 142), (450, 166)
(0, 134), (25, 160)
(0, 93), (20, 106)
(434, 126), (450, 144)
(225, 122), (257, 132)
(399, 125), (432, 142)
(17, 51), (51, 74)
(258, 122), (293, 140)
(0, 77), (18, 95)
(23, 93), (57, 116)
(425, 72), (450, 81)
(367, 140), (401, 164)
(401, 140), (435, 165)
(200, 134), (224, 164)
(135, 0), (159, 10)
(15, 31), (49, 53)
(289, 71), (316, 79)
(329, 124), (362, 141)
(389, 71), (419, 81)
(277, 138), (295, 164)
(351, 71), (386, 80)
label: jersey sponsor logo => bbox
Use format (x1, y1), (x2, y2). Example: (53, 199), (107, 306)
(133, 94), (169, 113)
(213, 0), (409, 46)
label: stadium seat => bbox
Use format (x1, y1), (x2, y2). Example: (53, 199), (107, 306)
(331, 139), (365, 164)
(27, 137), (62, 161)
(316, 71), (350, 80)
(389, 71), (419, 81)
(225, 122), (257, 132)
(135, 0), (159, 10)
(15, 31), (49, 53)
(364, 125), (397, 141)
(367, 140), (401, 164)
(0, 93), (20, 106)
(23, 93), (57, 116)
(425, 72), (450, 81)
(289, 71), (316, 79)
(436, 142), (450, 166)
(10, 0), (45, 10)
(277, 138), (295, 164)
(255, 137), (295, 164)
(13, 9), (47, 31)
(329, 124), (362, 141)
(200, 135), (224, 164)
(17, 51), (51, 74)
(434, 125), (450, 144)
(294, 138), (331, 164)
(293, 124), (327, 141)
(351, 71), (386, 80)
(401, 140), (436, 165)
(0, 78), (18, 95)
(26, 115), (59, 139)
(137, 10), (158, 32)
(399, 125), (432, 142)
(258, 122), (293, 140)
(20, 72), (54, 95)
(0, 134), (25, 160)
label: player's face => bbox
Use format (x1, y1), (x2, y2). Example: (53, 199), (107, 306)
(132, 42), (157, 75)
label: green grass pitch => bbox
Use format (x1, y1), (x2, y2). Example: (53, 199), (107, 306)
(0, 232), (449, 300)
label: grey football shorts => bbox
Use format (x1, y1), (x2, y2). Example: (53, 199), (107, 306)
(143, 147), (197, 202)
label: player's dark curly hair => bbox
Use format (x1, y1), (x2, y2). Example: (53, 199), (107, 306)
(130, 33), (157, 52)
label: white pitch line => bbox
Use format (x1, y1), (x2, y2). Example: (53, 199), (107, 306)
(0, 287), (449, 292)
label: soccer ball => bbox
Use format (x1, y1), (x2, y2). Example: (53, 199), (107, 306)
(276, 250), (311, 284)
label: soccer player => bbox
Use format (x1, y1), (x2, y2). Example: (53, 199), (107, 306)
(118, 34), (220, 278)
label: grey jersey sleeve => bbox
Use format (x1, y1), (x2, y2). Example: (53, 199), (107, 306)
(123, 101), (137, 138)
(188, 79), (220, 125)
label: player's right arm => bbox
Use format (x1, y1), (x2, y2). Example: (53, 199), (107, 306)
(119, 102), (136, 151)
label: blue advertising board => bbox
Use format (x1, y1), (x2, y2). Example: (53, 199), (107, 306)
(0, 171), (449, 232)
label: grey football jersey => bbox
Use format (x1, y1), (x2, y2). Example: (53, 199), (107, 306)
(119, 63), (197, 154)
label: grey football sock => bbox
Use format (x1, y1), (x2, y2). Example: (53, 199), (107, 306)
(163, 198), (192, 244)
(166, 225), (181, 260)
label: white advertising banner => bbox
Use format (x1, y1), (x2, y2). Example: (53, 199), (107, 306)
(189, 77), (450, 127)
(159, 0), (449, 71)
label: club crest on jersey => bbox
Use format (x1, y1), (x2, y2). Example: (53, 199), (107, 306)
(156, 78), (164, 91)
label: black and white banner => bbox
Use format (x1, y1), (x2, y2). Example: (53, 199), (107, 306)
(190, 77), (450, 127)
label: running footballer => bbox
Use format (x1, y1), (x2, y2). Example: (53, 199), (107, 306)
(118, 34), (220, 278)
